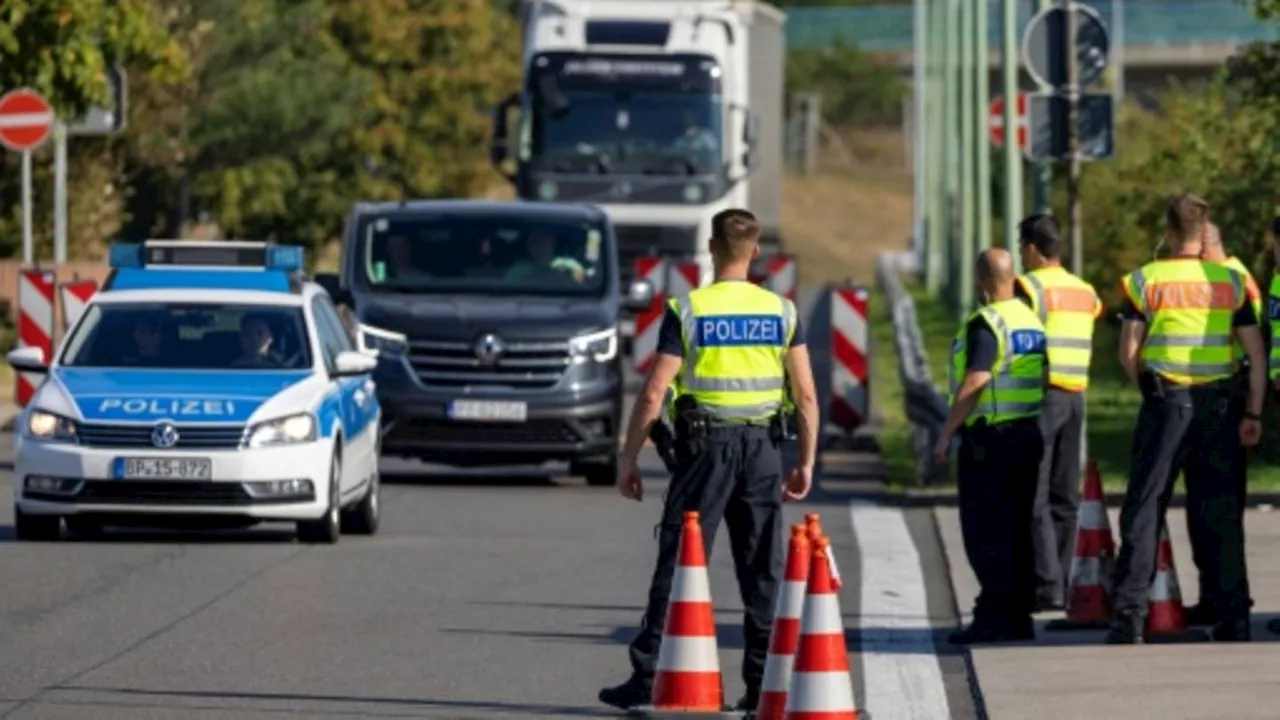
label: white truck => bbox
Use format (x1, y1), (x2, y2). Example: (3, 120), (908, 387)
(490, 0), (786, 333)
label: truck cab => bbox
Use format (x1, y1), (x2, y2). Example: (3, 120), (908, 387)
(490, 0), (785, 337)
(317, 200), (653, 486)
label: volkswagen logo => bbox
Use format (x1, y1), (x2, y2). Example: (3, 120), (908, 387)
(151, 422), (180, 449)
(474, 333), (504, 366)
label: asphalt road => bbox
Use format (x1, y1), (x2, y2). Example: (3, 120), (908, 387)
(0, 287), (983, 719)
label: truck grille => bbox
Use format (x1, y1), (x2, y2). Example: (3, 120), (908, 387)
(77, 423), (247, 449)
(407, 339), (571, 390)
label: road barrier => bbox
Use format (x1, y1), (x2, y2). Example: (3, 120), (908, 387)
(632, 257), (669, 375)
(827, 283), (869, 438)
(875, 252), (948, 485)
(750, 253), (798, 301)
(16, 269), (55, 407)
(59, 278), (98, 333)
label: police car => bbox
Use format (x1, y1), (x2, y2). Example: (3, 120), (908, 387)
(6, 240), (382, 543)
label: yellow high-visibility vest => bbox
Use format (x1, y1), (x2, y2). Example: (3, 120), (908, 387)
(668, 281), (796, 421)
(1120, 259), (1244, 385)
(1269, 274), (1280, 381)
(1218, 255), (1262, 367)
(1016, 266), (1100, 392)
(948, 298), (1047, 426)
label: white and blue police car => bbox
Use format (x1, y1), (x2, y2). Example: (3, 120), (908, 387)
(6, 240), (382, 543)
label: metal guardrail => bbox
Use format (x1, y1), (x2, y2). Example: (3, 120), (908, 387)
(875, 251), (949, 485)
(787, 0), (1279, 52)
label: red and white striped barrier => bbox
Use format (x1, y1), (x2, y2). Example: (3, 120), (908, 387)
(829, 285), (870, 433)
(750, 253), (798, 301)
(632, 257), (668, 374)
(666, 260), (702, 301)
(60, 279), (98, 332)
(16, 269), (55, 407)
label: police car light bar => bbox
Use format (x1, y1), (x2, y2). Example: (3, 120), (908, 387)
(107, 241), (305, 272)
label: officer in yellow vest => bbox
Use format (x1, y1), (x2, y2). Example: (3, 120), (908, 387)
(1268, 217), (1280, 387)
(935, 247), (1048, 645)
(1190, 222), (1262, 627)
(603, 208), (819, 712)
(1013, 213), (1101, 612)
(1109, 194), (1265, 644)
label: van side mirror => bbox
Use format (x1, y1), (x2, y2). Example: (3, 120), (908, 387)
(490, 93), (520, 182)
(315, 273), (349, 305)
(624, 278), (655, 310)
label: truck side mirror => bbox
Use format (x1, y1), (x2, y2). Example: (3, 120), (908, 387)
(624, 278), (655, 311)
(490, 93), (520, 181)
(315, 272), (350, 306)
(742, 111), (759, 170)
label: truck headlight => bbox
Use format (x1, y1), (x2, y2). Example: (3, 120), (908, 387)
(570, 328), (618, 363)
(25, 410), (78, 443)
(245, 413), (316, 448)
(358, 324), (408, 357)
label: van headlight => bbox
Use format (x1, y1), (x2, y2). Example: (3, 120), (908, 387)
(358, 324), (408, 357)
(245, 413), (316, 448)
(25, 410), (79, 443)
(569, 327), (618, 363)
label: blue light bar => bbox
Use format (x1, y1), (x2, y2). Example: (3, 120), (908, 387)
(108, 243), (144, 268)
(106, 241), (305, 272)
(267, 245), (304, 272)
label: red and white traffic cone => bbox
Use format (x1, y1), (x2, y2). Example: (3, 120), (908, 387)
(1144, 522), (1203, 642)
(785, 536), (864, 719)
(633, 511), (737, 718)
(756, 525), (811, 720)
(804, 513), (842, 590)
(1047, 460), (1116, 631)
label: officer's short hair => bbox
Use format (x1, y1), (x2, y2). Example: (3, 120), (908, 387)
(1017, 214), (1061, 259)
(710, 208), (760, 262)
(1166, 193), (1210, 240)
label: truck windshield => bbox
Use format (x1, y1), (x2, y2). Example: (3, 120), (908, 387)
(360, 214), (609, 296)
(61, 303), (313, 370)
(532, 91), (722, 175)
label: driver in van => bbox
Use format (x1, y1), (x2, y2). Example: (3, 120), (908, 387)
(506, 229), (585, 282)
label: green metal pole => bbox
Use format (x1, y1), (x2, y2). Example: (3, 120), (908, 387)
(1001, 0), (1024, 271)
(958, 0), (975, 318)
(1031, 0), (1053, 213)
(975, 0), (992, 255)
(944, 0), (961, 306)
(927, 0), (946, 296)
(922, 0), (941, 294)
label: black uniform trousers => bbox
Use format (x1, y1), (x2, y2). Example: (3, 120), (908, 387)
(1031, 388), (1084, 604)
(1112, 377), (1249, 622)
(628, 424), (785, 691)
(1187, 367), (1252, 608)
(957, 417), (1042, 628)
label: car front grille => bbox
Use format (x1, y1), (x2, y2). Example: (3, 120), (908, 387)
(407, 339), (571, 390)
(75, 480), (256, 505)
(77, 423), (247, 449)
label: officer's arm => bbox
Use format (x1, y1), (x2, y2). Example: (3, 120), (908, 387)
(940, 320), (996, 438)
(1118, 296), (1146, 384)
(784, 344), (819, 471)
(621, 307), (685, 464)
(1233, 299), (1266, 417)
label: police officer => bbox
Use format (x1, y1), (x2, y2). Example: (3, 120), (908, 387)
(1108, 194), (1265, 644)
(935, 247), (1047, 644)
(1189, 222), (1261, 627)
(1013, 214), (1101, 612)
(600, 208), (819, 712)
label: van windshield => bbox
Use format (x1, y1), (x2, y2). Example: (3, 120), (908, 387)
(360, 213), (609, 296)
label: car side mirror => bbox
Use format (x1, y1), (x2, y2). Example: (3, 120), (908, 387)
(7, 346), (47, 374)
(332, 350), (377, 378)
(315, 273), (349, 305)
(490, 92), (521, 181)
(624, 278), (655, 310)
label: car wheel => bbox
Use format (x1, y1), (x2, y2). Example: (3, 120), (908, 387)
(297, 453), (341, 544)
(340, 465), (380, 536)
(64, 516), (104, 536)
(578, 453), (618, 487)
(14, 505), (61, 541)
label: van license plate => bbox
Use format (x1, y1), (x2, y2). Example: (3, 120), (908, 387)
(447, 400), (528, 423)
(116, 457), (213, 480)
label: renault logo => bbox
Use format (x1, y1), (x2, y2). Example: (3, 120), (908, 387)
(151, 422), (180, 449)
(474, 333), (504, 366)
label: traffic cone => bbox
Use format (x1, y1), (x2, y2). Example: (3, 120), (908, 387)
(756, 525), (811, 720)
(804, 513), (842, 590)
(784, 536), (864, 720)
(1143, 522), (1207, 642)
(1046, 460), (1115, 631)
(632, 511), (739, 719)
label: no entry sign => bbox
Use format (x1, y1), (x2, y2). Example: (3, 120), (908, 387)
(0, 88), (54, 152)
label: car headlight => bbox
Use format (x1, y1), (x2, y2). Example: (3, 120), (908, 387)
(358, 324), (408, 357)
(569, 327), (618, 363)
(25, 410), (79, 443)
(245, 413), (317, 448)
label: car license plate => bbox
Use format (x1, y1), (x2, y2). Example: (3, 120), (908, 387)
(115, 457), (213, 480)
(447, 400), (528, 422)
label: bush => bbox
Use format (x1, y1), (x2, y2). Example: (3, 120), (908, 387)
(786, 42), (906, 129)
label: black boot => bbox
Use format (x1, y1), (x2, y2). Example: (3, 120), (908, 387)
(599, 675), (652, 710)
(1212, 616), (1252, 642)
(734, 688), (760, 712)
(1105, 610), (1145, 644)
(1185, 602), (1218, 627)
(948, 619), (1033, 645)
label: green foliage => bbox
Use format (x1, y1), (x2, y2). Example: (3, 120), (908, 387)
(787, 42), (905, 127)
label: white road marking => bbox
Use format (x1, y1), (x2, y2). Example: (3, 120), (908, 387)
(851, 500), (952, 719)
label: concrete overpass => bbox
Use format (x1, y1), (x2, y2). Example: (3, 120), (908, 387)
(786, 0), (1276, 98)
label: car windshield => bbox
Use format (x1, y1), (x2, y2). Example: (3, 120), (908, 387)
(360, 213), (609, 296)
(61, 303), (312, 370)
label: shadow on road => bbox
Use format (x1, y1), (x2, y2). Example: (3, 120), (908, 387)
(0, 523), (299, 544)
(381, 469), (561, 488)
(46, 685), (608, 718)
